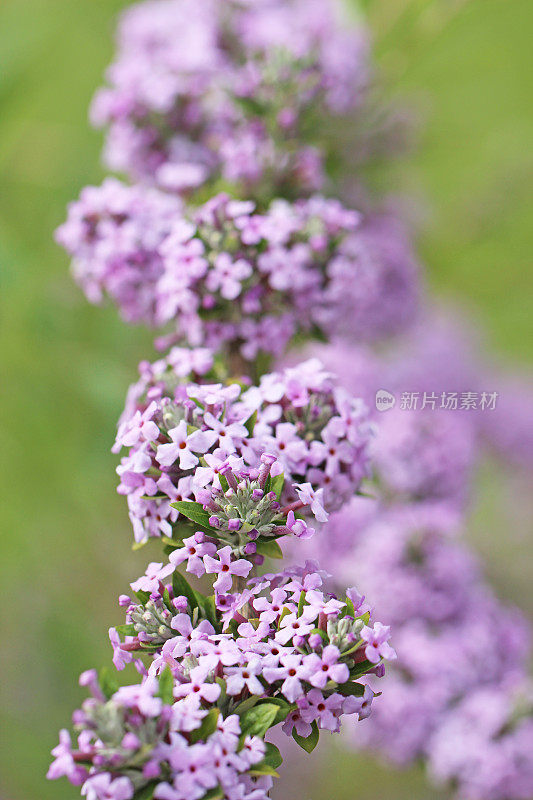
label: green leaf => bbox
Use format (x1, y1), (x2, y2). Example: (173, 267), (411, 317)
(200, 788), (224, 800)
(255, 539), (283, 559)
(343, 595), (355, 619)
(218, 473), (229, 493)
(114, 623), (136, 637)
(239, 703), (282, 739)
(248, 763), (280, 778)
(235, 95), (266, 116)
(269, 472), (284, 500)
(349, 659), (374, 679)
(200, 594), (218, 629)
(99, 667), (118, 700)
(244, 409), (257, 438)
(336, 682), (365, 698)
(133, 782), (157, 800)
(263, 742), (283, 769)
(133, 589), (150, 605)
(172, 570), (199, 612)
(235, 695), (260, 717)
(292, 720), (319, 753)
(156, 666), (174, 705)
(298, 590), (306, 618)
(190, 708), (220, 744)
(171, 501), (215, 530)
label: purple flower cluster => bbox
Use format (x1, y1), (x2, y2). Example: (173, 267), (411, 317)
(90, 0), (369, 197)
(49, 554), (395, 800)
(282, 339), (533, 797)
(50, 0), (533, 798)
(154, 193), (358, 358)
(316, 213), (421, 344)
(371, 405), (476, 507)
(428, 683), (533, 800)
(114, 355), (372, 543)
(294, 497), (532, 793)
(48, 670), (273, 800)
(56, 178), (181, 325)
(112, 558), (392, 724)
(58, 183), (421, 359)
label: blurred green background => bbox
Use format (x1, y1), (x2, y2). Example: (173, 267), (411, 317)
(0, 0), (532, 797)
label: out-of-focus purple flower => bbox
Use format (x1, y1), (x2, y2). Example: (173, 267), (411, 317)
(90, 0), (370, 198)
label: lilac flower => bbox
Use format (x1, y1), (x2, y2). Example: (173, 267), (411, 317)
(205, 254), (253, 300)
(47, 730), (87, 784)
(81, 774), (133, 800)
(168, 533), (217, 578)
(360, 623), (396, 664)
(303, 645), (349, 688)
(263, 654), (308, 702)
(156, 420), (217, 469)
(174, 665), (221, 704)
(90, 0), (370, 198)
(298, 689), (344, 732)
(274, 613), (315, 646)
(203, 546), (253, 593)
(343, 685), (375, 721)
(225, 658), (265, 697)
(294, 483), (329, 523)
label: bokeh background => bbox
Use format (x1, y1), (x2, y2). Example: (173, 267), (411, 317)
(1, 0), (532, 797)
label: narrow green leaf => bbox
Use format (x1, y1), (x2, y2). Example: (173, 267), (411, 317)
(201, 594), (218, 629)
(298, 590), (306, 618)
(344, 595), (355, 618)
(99, 667), (118, 700)
(171, 501), (215, 530)
(336, 682), (365, 698)
(269, 472), (284, 500)
(133, 589), (150, 605)
(115, 623), (136, 637)
(133, 781), (157, 800)
(200, 787), (224, 800)
(349, 659), (374, 679)
(244, 409), (257, 438)
(190, 708), (220, 744)
(157, 666), (174, 705)
(132, 539), (148, 551)
(292, 720), (319, 753)
(235, 695), (260, 717)
(248, 764), (280, 778)
(172, 570), (199, 612)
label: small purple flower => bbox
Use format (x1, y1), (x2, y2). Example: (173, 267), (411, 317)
(174, 665), (221, 704)
(361, 622), (397, 664)
(203, 546), (253, 593)
(303, 644), (349, 688)
(169, 533), (217, 578)
(263, 654), (308, 703)
(294, 483), (329, 523)
(156, 420), (217, 470)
